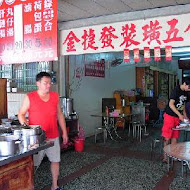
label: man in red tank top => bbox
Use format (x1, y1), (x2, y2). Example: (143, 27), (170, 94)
(18, 72), (68, 190)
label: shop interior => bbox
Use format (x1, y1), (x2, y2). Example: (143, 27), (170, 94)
(1, 1), (190, 188)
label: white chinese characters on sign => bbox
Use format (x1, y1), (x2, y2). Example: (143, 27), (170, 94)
(34, 12), (42, 22)
(7, 27), (13, 36)
(0, 0), (57, 64)
(34, 22), (42, 33)
(7, 7), (13, 16)
(0, 0), (55, 39)
(5, 0), (15, 5)
(44, 21), (52, 31)
(43, 0), (54, 32)
(0, 49), (54, 63)
(34, 0), (42, 11)
(7, 17), (13, 26)
(24, 24), (32, 34)
(24, 3), (32, 12)
(0, 19), (5, 27)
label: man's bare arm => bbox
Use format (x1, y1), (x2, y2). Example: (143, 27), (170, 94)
(169, 99), (184, 121)
(57, 102), (68, 144)
(18, 95), (30, 125)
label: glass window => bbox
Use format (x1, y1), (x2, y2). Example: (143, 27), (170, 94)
(0, 64), (12, 78)
(0, 61), (51, 92)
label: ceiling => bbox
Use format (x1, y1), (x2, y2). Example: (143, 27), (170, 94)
(57, 0), (190, 23)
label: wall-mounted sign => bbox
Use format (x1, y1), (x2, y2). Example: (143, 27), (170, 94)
(0, 0), (57, 64)
(60, 13), (190, 56)
(85, 59), (105, 78)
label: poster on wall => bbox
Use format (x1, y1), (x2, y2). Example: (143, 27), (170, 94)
(85, 59), (105, 78)
(0, 0), (57, 64)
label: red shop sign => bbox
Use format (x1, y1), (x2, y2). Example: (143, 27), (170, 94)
(0, 0), (57, 64)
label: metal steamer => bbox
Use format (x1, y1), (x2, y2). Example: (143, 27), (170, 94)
(60, 97), (76, 119)
(0, 135), (20, 156)
(15, 125), (45, 148)
(0, 125), (45, 156)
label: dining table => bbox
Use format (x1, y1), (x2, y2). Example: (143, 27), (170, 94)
(164, 142), (190, 177)
(172, 124), (190, 141)
(91, 113), (135, 141)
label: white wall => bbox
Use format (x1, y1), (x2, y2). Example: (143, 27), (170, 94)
(7, 93), (26, 118)
(68, 53), (136, 137)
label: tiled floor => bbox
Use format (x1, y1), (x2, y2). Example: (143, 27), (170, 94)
(34, 126), (190, 190)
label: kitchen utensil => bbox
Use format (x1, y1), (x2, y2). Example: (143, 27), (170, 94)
(0, 125), (12, 134)
(179, 121), (190, 127)
(1, 118), (12, 126)
(22, 126), (42, 136)
(13, 129), (22, 138)
(60, 97), (74, 118)
(29, 125), (41, 129)
(21, 131), (46, 148)
(0, 134), (19, 141)
(184, 119), (189, 123)
(0, 135), (20, 156)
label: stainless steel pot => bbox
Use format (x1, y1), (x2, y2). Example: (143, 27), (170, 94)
(60, 97), (74, 118)
(22, 126), (42, 136)
(0, 135), (20, 156)
(21, 132), (45, 148)
(13, 129), (22, 137)
(21, 135), (37, 148)
(0, 134), (19, 141)
(12, 125), (42, 136)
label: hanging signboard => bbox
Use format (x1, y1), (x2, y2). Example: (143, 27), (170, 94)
(60, 13), (190, 56)
(123, 49), (130, 62)
(0, 0), (57, 64)
(154, 46), (161, 61)
(144, 47), (150, 62)
(165, 46), (172, 61)
(133, 48), (140, 62)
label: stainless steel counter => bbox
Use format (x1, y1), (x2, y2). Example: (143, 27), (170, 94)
(0, 141), (54, 167)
